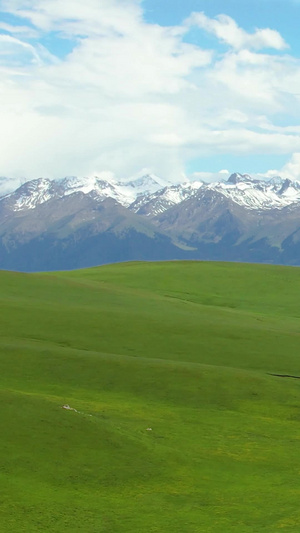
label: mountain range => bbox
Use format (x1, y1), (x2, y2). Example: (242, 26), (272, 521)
(1, 172), (300, 271)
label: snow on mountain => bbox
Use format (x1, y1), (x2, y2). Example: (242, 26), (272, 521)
(130, 181), (204, 215)
(1, 173), (168, 212)
(6, 178), (56, 211)
(130, 173), (300, 215)
(124, 173), (168, 192)
(207, 174), (300, 210)
(2, 171), (300, 214)
(115, 174), (170, 206)
(59, 175), (130, 205)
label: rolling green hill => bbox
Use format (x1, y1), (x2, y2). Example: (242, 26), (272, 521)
(1, 261), (300, 532)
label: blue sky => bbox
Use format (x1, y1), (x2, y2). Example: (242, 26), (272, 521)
(0, 0), (300, 184)
(142, 0), (300, 176)
(143, 0), (299, 42)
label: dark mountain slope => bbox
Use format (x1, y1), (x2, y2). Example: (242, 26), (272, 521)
(0, 193), (190, 271)
(153, 189), (300, 264)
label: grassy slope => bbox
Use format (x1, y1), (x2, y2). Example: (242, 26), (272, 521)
(1, 261), (300, 531)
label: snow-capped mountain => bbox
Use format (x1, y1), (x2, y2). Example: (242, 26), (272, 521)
(0, 173), (168, 212)
(204, 173), (300, 210)
(130, 181), (204, 215)
(2, 170), (300, 271)
(123, 174), (169, 194)
(4, 171), (300, 216)
(129, 172), (300, 215)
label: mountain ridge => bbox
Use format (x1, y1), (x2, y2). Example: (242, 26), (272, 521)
(1, 171), (300, 270)
(2, 172), (300, 214)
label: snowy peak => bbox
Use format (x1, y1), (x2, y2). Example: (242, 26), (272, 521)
(276, 178), (300, 196)
(58, 174), (118, 195)
(1, 173), (168, 212)
(6, 178), (55, 211)
(130, 181), (204, 216)
(120, 174), (170, 199)
(59, 175), (123, 202)
(227, 172), (251, 185)
(3, 171), (300, 214)
(203, 174), (300, 210)
(57, 173), (168, 207)
(227, 173), (258, 185)
(125, 173), (165, 190)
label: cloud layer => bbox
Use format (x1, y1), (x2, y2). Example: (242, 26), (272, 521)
(0, 0), (300, 181)
(185, 12), (288, 51)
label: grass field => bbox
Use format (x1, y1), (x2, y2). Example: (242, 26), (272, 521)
(1, 260), (300, 531)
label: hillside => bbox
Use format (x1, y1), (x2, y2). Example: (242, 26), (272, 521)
(1, 261), (300, 531)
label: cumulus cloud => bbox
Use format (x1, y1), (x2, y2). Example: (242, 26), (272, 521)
(260, 153), (300, 181)
(280, 153), (300, 180)
(185, 12), (288, 51)
(0, 175), (25, 195)
(0, 1), (299, 181)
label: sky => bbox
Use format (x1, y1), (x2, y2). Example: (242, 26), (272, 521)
(0, 0), (300, 187)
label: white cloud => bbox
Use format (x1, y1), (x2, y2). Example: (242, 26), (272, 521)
(0, 1), (299, 181)
(189, 170), (230, 182)
(260, 153), (300, 181)
(206, 49), (300, 114)
(0, 21), (38, 37)
(0, 176), (24, 196)
(279, 153), (300, 180)
(185, 12), (288, 51)
(1, 0), (142, 33)
(0, 33), (41, 64)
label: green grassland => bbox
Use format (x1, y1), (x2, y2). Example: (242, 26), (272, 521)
(1, 261), (300, 532)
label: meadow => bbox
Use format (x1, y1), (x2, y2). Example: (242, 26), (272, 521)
(1, 261), (300, 531)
